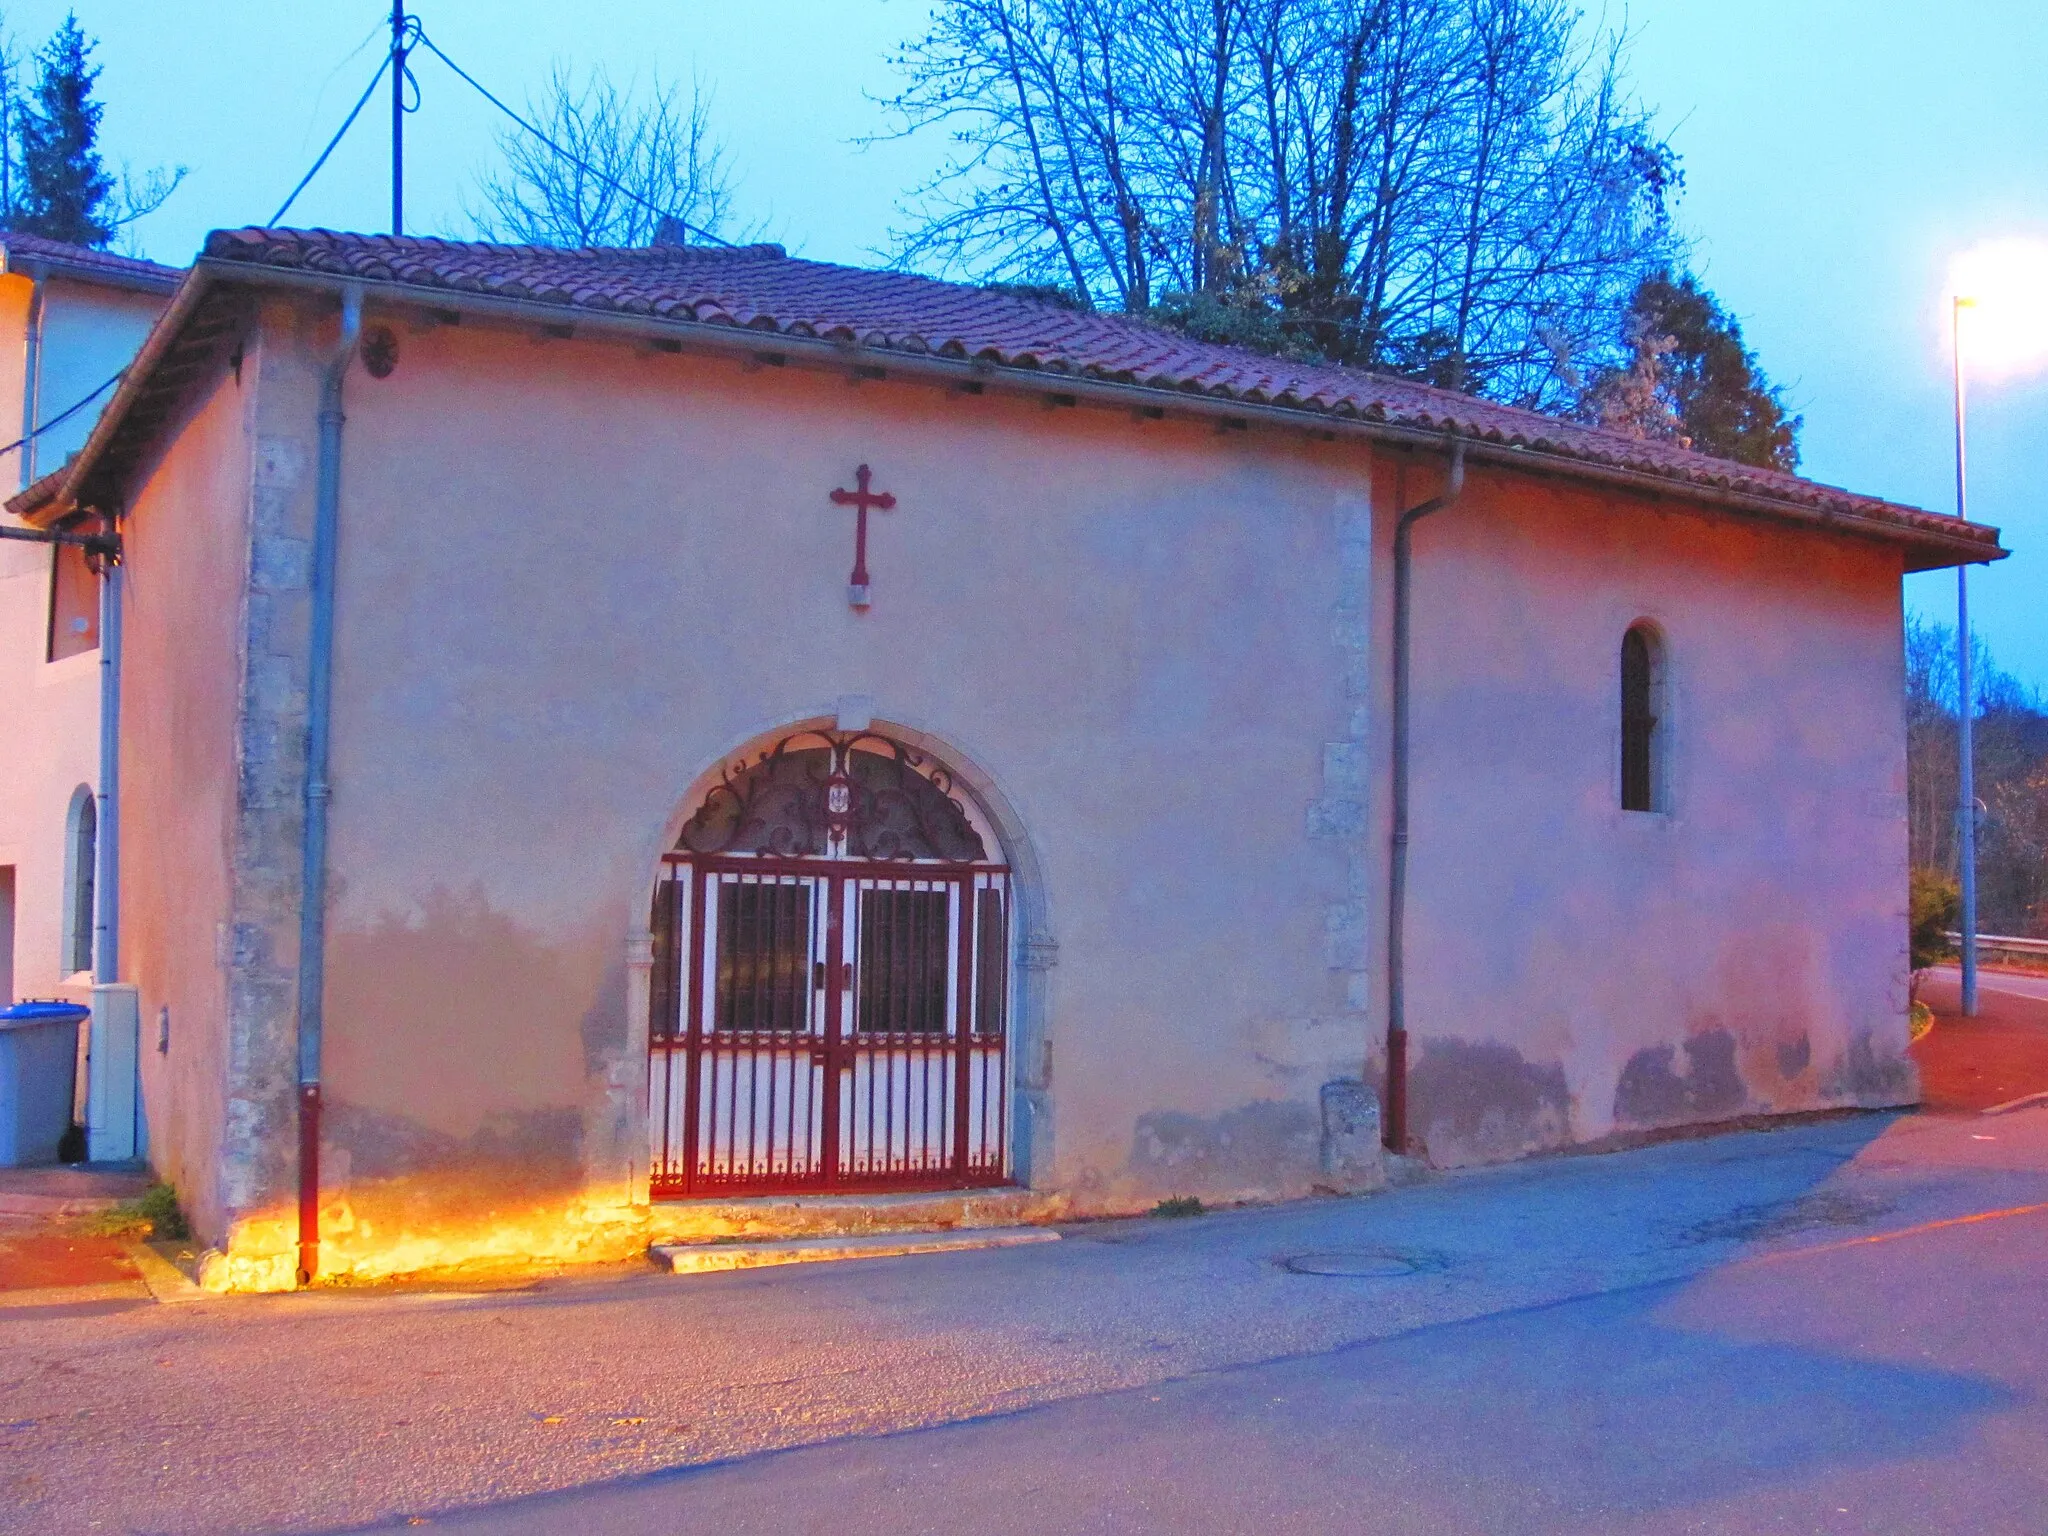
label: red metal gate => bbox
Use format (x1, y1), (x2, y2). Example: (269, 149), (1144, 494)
(646, 731), (1012, 1198)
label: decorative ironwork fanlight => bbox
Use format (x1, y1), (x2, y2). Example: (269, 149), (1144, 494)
(676, 731), (988, 863)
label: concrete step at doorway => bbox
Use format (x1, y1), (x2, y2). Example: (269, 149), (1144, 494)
(651, 1227), (1060, 1275)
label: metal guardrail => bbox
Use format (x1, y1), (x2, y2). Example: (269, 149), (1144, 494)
(1945, 931), (2048, 959)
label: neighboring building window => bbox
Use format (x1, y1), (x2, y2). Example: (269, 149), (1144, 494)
(63, 787), (95, 975)
(1620, 625), (1663, 813)
(47, 539), (99, 661)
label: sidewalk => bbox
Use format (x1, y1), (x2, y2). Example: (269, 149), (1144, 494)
(1913, 969), (2048, 1114)
(0, 1163), (191, 1307)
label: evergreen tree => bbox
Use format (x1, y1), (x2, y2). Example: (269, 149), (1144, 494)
(1581, 270), (1801, 472)
(13, 14), (114, 247)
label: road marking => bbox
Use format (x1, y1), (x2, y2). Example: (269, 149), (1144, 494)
(1983, 1090), (2048, 1117)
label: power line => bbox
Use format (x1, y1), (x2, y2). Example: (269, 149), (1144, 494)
(0, 367), (126, 465)
(261, 10), (733, 250)
(268, 50), (394, 227)
(408, 23), (734, 249)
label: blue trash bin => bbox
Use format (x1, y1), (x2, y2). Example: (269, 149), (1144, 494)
(0, 1000), (89, 1167)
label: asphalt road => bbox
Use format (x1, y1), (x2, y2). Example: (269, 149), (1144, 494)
(6, 1109), (2047, 1534)
(1956, 965), (2048, 1003)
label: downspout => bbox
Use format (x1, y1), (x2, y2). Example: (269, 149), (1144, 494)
(297, 286), (362, 1285)
(1384, 434), (1466, 1154)
(20, 268), (44, 489)
(93, 522), (121, 983)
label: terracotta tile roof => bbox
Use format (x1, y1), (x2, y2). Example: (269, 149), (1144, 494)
(1, 231), (182, 288)
(23, 225), (2001, 568)
(197, 227), (1997, 561)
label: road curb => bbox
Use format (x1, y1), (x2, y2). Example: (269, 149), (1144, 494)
(128, 1241), (207, 1303)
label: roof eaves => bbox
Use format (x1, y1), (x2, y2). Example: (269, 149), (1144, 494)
(79, 250), (2011, 573)
(16, 264), (222, 524)
(4, 463), (69, 520)
(1, 237), (182, 296)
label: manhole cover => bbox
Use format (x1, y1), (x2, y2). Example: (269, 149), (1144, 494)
(1278, 1247), (1450, 1278)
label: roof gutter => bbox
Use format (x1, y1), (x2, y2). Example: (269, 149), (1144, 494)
(28, 258), (2007, 573)
(19, 269), (43, 490)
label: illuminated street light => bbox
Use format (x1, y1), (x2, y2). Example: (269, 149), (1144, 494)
(1946, 238), (2048, 1016)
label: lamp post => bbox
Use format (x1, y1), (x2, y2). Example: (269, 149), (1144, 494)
(1951, 295), (1979, 1017)
(1945, 238), (2048, 1016)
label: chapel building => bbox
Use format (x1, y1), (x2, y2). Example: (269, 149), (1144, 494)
(10, 229), (2005, 1289)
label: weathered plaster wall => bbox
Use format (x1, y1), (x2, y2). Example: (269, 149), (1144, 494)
(23, 281), (169, 484)
(129, 293), (1921, 1283)
(0, 273), (161, 1032)
(120, 354), (255, 1240)
(294, 307), (1375, 1272)
(1375, 460), (1914, 1166)
(0, 559), (98, 1009)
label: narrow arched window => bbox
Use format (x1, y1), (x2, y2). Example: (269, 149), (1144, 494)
(63, 787), (96, 974)
(1620, 626), (1661, 813)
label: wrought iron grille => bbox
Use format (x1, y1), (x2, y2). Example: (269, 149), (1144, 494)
(649, 731), (1012, 1199)
(857, 887), (951, 1034)
(716, 882), (813, 1033)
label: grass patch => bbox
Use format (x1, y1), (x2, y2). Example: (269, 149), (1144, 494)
(1152, 1196), (1204, 1218)
(1909, 1000), (1935, 1042)
(83, 1182), (190, 1241)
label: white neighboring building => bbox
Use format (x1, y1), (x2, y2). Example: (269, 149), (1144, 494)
(0, 235), (176, 1030)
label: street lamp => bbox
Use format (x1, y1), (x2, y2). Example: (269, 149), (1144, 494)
(1947, 239), (2048, 1016)
(1950, 291), (1981, 1016)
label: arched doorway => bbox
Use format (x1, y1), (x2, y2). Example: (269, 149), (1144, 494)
(648, 729), (1013, 1198)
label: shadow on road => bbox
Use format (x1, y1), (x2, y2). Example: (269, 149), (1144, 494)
(328, 1269), (2018, 1535)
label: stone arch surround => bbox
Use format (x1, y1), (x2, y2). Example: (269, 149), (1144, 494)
(626, 709), (1059, 1197)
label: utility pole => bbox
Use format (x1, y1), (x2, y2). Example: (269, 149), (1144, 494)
(391, 2), (407, 236)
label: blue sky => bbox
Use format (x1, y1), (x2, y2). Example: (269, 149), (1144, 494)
(21, 1), (2047, 686)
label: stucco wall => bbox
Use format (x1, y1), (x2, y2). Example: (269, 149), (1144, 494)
(0, 272), (161, 1020)
(121, 358), (254, 1238)
(20, 279), (168, 486)
(0, 270), (166, 1157)
(122, 291), (1922, 1281)
(0, 573), (98, 1008)
(1377, 461), (1914, 1166)
(285, 308), (1372, 1265)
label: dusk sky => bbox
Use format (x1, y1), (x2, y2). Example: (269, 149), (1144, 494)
(21, 0), (2045, 686)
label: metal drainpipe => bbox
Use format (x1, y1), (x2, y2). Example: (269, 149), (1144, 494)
(20, 269), (44, 488)
(93, 525), (121, 984)
(296, 286), (362, 1286)
(1384, 434), (1466, 1154)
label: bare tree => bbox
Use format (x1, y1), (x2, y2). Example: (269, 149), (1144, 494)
(1907, 614), (2048, 937)
(1907, 612), (1962, 879)
(885, 0), (1680, 407)
(472, 65), (735, 248)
